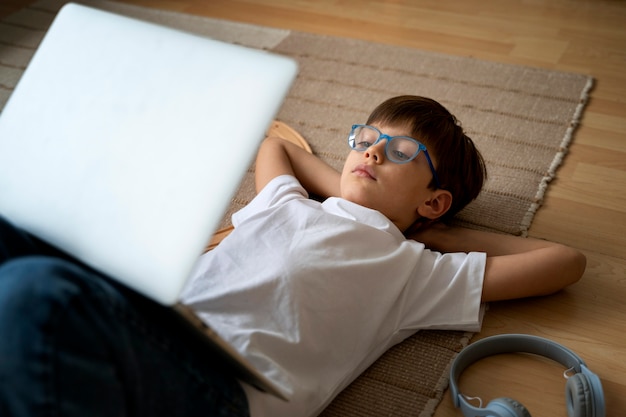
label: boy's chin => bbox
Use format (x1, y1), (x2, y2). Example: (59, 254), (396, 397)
(339, 190), (376, 210)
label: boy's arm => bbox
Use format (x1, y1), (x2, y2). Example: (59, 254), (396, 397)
(255, 136), (341, 197)
(409, 224), (586, 302)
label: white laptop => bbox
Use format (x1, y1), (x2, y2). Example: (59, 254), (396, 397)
(0, 3), (296, 399)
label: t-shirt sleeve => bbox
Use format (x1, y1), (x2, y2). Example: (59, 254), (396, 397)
(232, 175), (308, 227)
(399, 248), (486, 332)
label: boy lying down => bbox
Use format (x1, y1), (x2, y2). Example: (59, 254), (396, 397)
(0, 95), (585, 417)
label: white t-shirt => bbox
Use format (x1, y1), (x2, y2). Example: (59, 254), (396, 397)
(181, 175), (486, 417)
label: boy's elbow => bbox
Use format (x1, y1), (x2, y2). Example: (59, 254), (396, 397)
(531, 245), (586, 298)
(570, 247), (587, 285)
(558, 245), (586, 288)
(529, 244), (587, 296)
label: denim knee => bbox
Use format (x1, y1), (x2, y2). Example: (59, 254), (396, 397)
(0, 256), (117, 416)
(0, 256), (102, 316)
(0, 256), (114, 362)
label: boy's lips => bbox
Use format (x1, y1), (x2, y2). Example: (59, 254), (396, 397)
(352, 164), (377, 180)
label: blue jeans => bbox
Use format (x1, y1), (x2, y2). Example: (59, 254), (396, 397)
(0, 216), (249, 417)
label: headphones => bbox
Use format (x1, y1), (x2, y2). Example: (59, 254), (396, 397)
(449, 334), (605, 417)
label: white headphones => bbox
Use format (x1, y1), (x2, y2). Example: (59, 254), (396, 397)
(449, 334), (605, 417)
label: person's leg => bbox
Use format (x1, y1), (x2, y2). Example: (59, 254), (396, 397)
(0, 253), (249, 416)
(0, 215), (72, 262)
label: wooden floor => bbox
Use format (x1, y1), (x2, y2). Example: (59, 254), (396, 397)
(5, 0), (625, 415)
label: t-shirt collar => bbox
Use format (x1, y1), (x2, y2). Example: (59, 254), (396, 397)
(322, 197), (406, 242)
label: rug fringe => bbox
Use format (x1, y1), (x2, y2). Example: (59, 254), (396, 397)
(519, 76), (595, 237)
(418, 331), (474, 417)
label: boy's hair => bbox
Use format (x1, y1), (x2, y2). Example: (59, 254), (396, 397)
(366, 95), (487, 222)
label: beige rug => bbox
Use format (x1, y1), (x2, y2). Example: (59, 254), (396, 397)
(0, 1), (593, 416)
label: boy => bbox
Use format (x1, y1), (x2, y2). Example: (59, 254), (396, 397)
(0, 96), (585, 417)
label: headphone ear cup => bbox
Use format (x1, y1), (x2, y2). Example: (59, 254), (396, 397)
(565, 374), (593, 417)
(485, 397), (531, 417)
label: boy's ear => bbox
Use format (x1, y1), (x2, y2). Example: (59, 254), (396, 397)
(417, 189), (453, 220)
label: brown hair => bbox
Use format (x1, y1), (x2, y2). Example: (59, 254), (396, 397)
(366, 95), (487, 221)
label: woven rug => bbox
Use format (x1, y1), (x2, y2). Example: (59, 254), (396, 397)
(0, 1), (593, 416)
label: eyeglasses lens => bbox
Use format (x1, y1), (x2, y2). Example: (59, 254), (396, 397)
(386, 138), (420, 163)
(349, 126), (378, 150)
(349, 126), (420, 163)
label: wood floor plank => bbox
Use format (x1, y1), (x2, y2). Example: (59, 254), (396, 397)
(547, 165), (626, 213)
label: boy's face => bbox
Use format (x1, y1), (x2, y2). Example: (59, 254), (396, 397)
(340, 123), (439, 231)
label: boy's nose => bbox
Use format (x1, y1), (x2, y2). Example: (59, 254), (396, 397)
(364, 141), (385, 163)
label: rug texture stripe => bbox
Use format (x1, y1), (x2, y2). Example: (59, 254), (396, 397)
(0, 1), (593, 416)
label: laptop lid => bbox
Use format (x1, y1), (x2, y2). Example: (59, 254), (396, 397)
(0, 3), (297, 305)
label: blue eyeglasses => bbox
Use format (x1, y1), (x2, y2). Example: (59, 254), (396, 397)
(347, 124), (441, 188)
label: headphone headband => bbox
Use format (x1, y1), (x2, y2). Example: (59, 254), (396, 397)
(449, 334), (605, 417)
(450, 334), (585, 404)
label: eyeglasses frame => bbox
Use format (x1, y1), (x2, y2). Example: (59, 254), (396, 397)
(348, 124), (442, 189)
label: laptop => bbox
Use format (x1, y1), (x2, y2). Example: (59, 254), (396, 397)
(0, 3), (296, 400)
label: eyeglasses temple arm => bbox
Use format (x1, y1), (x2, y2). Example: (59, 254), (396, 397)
(422, 150), (442, 189)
